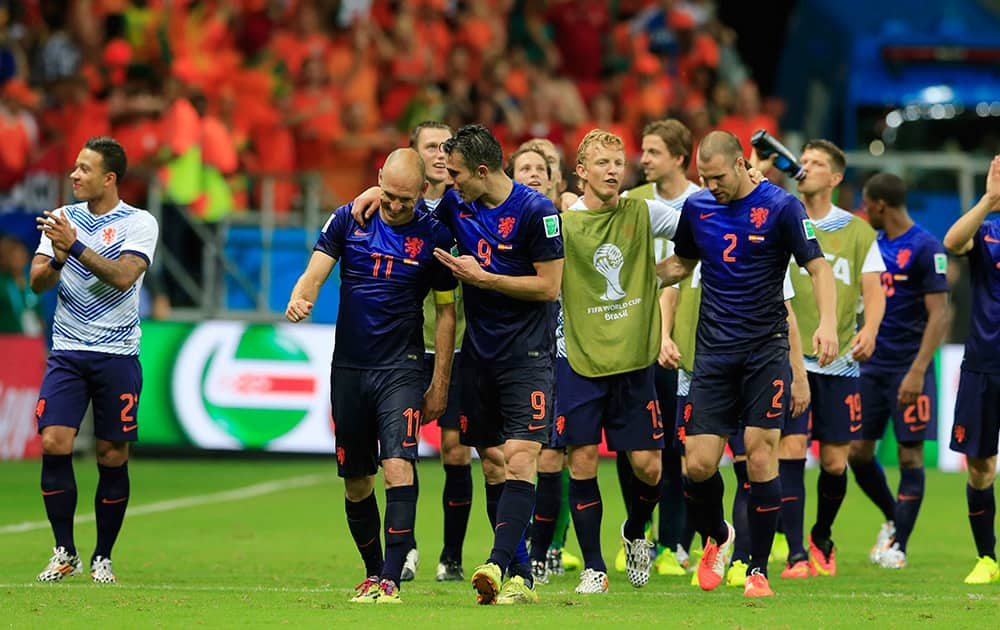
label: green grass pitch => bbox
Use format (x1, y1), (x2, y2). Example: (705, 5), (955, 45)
(1, 457), (997, 628)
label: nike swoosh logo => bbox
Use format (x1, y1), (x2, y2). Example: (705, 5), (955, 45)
(741, 483), (751, 490)
(755, 505), (781, 513)
(354, 230), (370, 236)
(122, 424), (138, 432)
(781, 496), (799, 502)
(766, 411), (783, 418)
(575, 501), (600, 511)
(527, 423), (546, 431)
(402, 440), (417, 447)
(534, 515), (556, 522)
(495, 522), (509, 529)
(447, 500), (472, 508)
(985, 235), (1000, 243)
(358, 536), (377, 548)
(849, 424), (862, 432)
(970, 510), (987, 516)
(652, 432), (665, 440)
(459, 212), (473, 218)
(387, 528), (413, 535)
(897, 494), (921, 501)
(699, 212), (716, 219)
(41, 489), (65, 496)
(101, 497), (128, 505)
(908, 424), (927, 433)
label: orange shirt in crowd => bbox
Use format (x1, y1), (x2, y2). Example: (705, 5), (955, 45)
(716, 113), (779, 158)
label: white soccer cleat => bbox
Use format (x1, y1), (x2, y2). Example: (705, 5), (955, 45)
(621, 521), (654, 588)
(877, 542), (906, 569)
(869, 521), (896, 564)
(574, 568), (609, 594)
(90, 556), (117, 583)
(37, 546), (82, 582)
(400, 548), (419, 582)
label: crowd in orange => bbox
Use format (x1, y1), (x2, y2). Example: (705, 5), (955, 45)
(1, 0), (781, 214)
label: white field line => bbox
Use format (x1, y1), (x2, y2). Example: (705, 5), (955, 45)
(0, 474), (330, 535)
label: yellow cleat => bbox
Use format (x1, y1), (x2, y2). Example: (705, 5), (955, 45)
(375, 580), (401, 604)
(561, 548), (583, 571)
(614, 544), (627, 573)
(496, 575), (538, 604)
(350, 576), (381, 603)
(964, 556), (1000, 585)
(770, 532), (789, 565)
(655, 548), (686, 576)
(726, 560), (748, 587)
(471, 562), (503, 605)
(689, 549), (703, 586)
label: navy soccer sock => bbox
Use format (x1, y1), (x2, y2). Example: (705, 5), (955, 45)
(382, 485), (417, 585)
(41, 454), (78, 556)
(812, 469), (847, 542)
(850, 457), (896, 522)
(731, 460), (751, 564)
(967, 484), (996, 560)
(569, 477), (606, 572)
(684, 471), (727, 544)
(625, 476), (660, 541)
(893, 466), (925, 552)
(345, 491), (383, 577)
(487, 480), (535, 573)
(779, 458), (807, 560)
(747, 477), (782, 577)
(441, 464), (473, 562)
(531, 471), (562, 562)
(658, 444), (685, 550)
(485, 481), (503, 528)
(93, 463), (130, 560)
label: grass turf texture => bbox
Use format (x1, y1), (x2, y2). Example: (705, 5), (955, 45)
(1, 458), (997, 628)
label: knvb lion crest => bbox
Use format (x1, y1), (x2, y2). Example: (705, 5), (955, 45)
(102, 227), (116, 245)
(896, 248), (912, 269)
(404, 236), (424, 258)
(498, 216), (516, 238)
(750, 207), (769, 229)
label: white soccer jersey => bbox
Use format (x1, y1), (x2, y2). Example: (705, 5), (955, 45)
(36, 201), (158, 355)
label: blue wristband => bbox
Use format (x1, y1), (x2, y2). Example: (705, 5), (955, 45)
(69, 240), (86, 259)
(49, 258), (65, 271)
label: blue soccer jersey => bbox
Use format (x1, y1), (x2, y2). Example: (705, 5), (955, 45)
(315, 203), (457, 370)
(435, 184), (563, 365)
(867, 224), (949, 370)
(961, 219), (1000, 374)
(672, 181), (822, 352)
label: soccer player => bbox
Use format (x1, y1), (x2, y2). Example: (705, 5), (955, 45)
(657, 130), (838, 597)
(352, 125), (564, 605)
(407, 121), (472, 582)
(849, 173), (949, 569)
(621, 118), (702, 577)
(553, 129), (680, 594)
(778, 140), (885, 579)
(286, 148), (458, 603)
(30, 136), (159, 584)
(944, 154), (1000, 585)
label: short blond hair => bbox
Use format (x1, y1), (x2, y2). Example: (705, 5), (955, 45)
(576, 129), (625, 166)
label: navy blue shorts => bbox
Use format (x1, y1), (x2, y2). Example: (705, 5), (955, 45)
(860, 366), (938, 443)
(949, 369), (1000, 459)
(786, 372), (859, 443)
(422, 352), (464, 430)
(459, 359), (554, 448)
(686, 338), (791, 438)
(332, 367), (423, 478)
(36, 350), (143, 442)
(674, 395), (692, 453)
(553, 358), (663, 452)
(655, 364), (680, 451)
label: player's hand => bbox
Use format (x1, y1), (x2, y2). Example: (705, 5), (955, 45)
(285, 298), (313, 323)
(790, 373), (811, 418)
(984, 154), (1000, 208)
(896, 368), (925, 409)
(748, 148), (775, 177)
(433, 248), (489, 287)
(37, 210), (76, 258)
(812, 321), (839, 367)
(350, 186), (382, 227)
(849, 327), (877, 362)
(658, 338), (681, 368)
(422, 382), (448, 424)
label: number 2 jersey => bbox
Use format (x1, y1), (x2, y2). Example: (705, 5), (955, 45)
(672, 181), (823, 353)
(315, 204), (457, 370)
(959, 219), (1000, 374)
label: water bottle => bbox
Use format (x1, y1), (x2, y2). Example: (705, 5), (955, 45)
(750, 129), (804, 180)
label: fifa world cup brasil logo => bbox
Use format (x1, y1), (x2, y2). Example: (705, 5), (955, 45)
(593, 243), (626, 301)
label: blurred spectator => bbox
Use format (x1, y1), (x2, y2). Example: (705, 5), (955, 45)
(0, 232), (41, 335)
(716, 78), (779, 158)
(0, 79), (39, 190)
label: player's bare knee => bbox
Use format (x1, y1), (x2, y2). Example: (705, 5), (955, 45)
(745, 449), (777, 481)
(967, 457), (996, 490)
(40, 427), (74, 455)
(629, 451), (661, 485)
(382, 458), (415, 488)
(777, 434), (808, 459)
(441, 442), (472, 466)
(345, 476), (376, 502)
(567, 446), (599, 479)
(896, 442), (924, 469)
(685, 458), (716, 483)
(820, 443), (849, 475)
(847, 439), (876, 465)
(95, 441), (128, 467)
